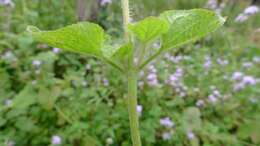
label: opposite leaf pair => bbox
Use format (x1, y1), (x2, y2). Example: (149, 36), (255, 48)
(27, 9), (225, 72)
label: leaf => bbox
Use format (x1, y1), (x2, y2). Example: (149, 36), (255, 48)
(160, 9), (225, 50)
(15, 117), (38, 132)
(13, 85), (37, 109)
(182, 107), (201, 131)
(37, 86), (60, 110)
(27, 22), (105, 58)
(128, 17), (169, 43)
(111, 43), (132, 67)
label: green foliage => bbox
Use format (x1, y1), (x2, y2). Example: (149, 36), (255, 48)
(160, 9), (226, 50)
(27, 22), (106, 58)
(128, 17), (169, 43)
(27, 9), (225, 72)
(0, 0), (259, 146)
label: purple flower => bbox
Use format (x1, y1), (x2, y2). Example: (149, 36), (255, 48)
(160, 117), (174, 128)
(103, 78), (109, 86)
(232, 72), (244, 81)
(52, 48), (61, 54)
(162, 132), (173, 140)
(100, 0), (112, 6)
(233, 82), (245, 91)
(32, 60), (42, 67)
(0, 0), (14, 6)
(196, 100), (205, 108)
(242, 62), (253, 68)
(213, 90), (221, 97)
(244, 5), (259, 15)
(235, 14), (248, 23)
(217, 58), (229, 66)
(147, 65), (159, 86)
(242, 76), (256, 85)
(51, 135), (62, 145)
(203, 56), (212, 70)
(136, 105), (143, 116)
(187, 131), (195, 140)
(208, 94), (217, 104)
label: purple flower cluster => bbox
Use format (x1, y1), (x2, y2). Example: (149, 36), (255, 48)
(100, 0), (112, 6)
(208, 88), (221, 104)
(160, 117), (174, 128)
(196, 99), (205, 108)
(0, 0), (14, 7)
(203, 55), (212, 71)
(235, 5), (259, 23)
(146, 65), (159, 86)
(166, 67), (187, 97)
(160, 117), (175, 141)
(51, 135), (62, 145)
(217, 58), (229, 66)
(164, 53), (183, 64)
(232, 72), (257, 91)
(206, 0), (225, 13)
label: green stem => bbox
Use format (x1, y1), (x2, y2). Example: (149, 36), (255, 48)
(138, 49), (163, 70)
(121, 0), (130, 41)
(121, 0), (142, 145)
(127, 70), (142, 146)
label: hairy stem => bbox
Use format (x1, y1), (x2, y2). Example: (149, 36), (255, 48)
(127, 70), (142, 146)
(121, 0), (142, 145)
(121, 0), (130, 41)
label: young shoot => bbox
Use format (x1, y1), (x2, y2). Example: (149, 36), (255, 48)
(27, 0), (225, 145)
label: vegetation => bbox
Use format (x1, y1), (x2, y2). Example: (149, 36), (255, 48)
(0, 0), (259, 146)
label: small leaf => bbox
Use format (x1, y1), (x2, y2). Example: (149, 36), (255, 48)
(13, 85), (37, 109)
(112, 43), (132, 65)
(27, 22), (105, 58)
(160, 9), (225, 50)
(182, 107), (201, 131)
(128, 17), (169, 43)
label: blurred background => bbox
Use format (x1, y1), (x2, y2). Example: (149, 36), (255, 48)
(0, 0), (260, 146)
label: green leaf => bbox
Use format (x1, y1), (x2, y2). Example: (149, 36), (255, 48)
(13, 85), (37, 109)
(182, 107), (201, 131)
(37, 86), (60, 110)
(111, 43), (132, 67)
(15, 116), (38, 132)
(27, 22), (105, 58)
(128, 17), (169, 43)
(160, 9), (225, 50)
